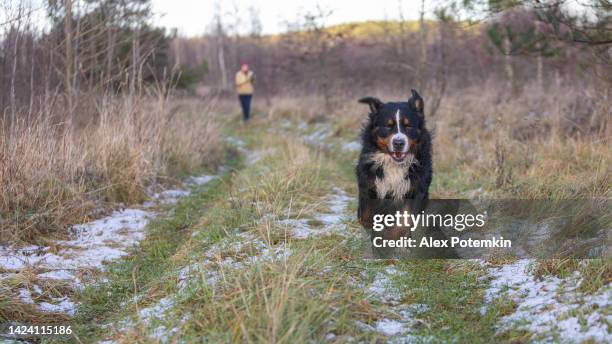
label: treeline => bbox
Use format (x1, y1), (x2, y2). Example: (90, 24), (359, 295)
(171, 0), (610, 112)
(0, 0), (223, 244)
(1, 0), (610, 119)
(0, 0), (171, 123)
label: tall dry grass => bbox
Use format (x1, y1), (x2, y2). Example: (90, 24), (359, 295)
(0, 96), (222, 245)
(247, 81), (610, 199)
(429, 82), (611, 198)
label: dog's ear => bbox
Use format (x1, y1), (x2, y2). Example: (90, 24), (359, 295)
(358, 97), (383, 114)
(408, 89), (424, 115)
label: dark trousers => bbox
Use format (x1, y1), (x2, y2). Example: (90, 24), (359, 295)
(239, 94), (252, 121)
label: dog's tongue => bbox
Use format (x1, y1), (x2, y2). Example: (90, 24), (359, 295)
(394, 152), (404, 159)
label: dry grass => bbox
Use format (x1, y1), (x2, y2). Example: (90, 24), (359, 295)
(0, 270), (75, 324)
(71, 97), (609, 342)
(0, 96), (223, 245)
(429, 82), (610, 198)
(243, 81), (610, 199)
(533, 259), (612, 293)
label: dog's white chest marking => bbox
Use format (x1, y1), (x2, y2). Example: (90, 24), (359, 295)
(368, 152), (412, 200)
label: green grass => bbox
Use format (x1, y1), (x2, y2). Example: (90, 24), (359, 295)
(390, 260), (508, 343)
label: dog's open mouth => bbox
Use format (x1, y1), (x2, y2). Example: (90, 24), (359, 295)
(390, 151), (408, 163)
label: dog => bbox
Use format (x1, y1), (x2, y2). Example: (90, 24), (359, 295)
(355, 90), (433, 241)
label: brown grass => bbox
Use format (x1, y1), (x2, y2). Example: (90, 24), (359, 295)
(245, 81), (610, 199)
(0, 96), (223, 245)
(429, 82), (611, 198)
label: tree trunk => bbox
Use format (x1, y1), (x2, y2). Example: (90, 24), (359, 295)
(44, 33), (52, 118)
(503, 34), (514, 92)
(65, 0), (74, 120)
(537, 54), (543, 90)
(72, 0), (81, 100)
(429, 22), (447, 117)
(10, 26), (20, 133)
(418, 0), (428, 91)
(217, 35), (228, 89)
(129, 26), (140, 112)
(29, 29), (35, 119)
(105, 24), (116, 90)
(535, 22), (543, 91)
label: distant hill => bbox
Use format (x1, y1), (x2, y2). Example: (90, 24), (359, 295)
(261, 19), (480, 42)
(324, 20), (435, 38)
(258, 20), (436, 43)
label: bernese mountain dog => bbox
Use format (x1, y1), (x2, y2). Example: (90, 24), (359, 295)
(356, 90), (432, 240)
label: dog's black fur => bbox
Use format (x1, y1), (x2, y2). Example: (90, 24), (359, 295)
(355, 90), (432, 229)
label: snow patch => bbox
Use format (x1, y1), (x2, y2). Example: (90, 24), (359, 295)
(186, 175), (217, 186)
(18, 288), (34, 304)
(225, 136), (246, 148)
(225, 135), (274, 166)
(245, 148), (276, 165)
(150, 190), (191, 205)
(303, 127), (331, 146)
(483, 259), (612, 343)
(0, 208), (153, 275)
(113, 295), (182, 343)
(0, 173), (218, 316)
(363, 265), (433, 341)
(368, 266), (403, 305)
(139, 297), (174, 320)
(39, 296), (77, 315)
(280, 187), (353, 239)
(340, 141), (361, 152)
(376, 319), (409, 336)
(38, 269), (74, 280)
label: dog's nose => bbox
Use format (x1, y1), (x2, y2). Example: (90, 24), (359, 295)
(392, 138), (405, 150)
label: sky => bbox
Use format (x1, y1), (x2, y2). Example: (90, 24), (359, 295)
(150, 0), (437, 37)
(1, 0), (589, 37)
(0, 0), (435, 37)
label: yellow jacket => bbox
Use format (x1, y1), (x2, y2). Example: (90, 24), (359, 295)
(235, 71), (254, 95)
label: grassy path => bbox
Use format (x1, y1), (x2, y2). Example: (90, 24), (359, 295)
(65, 114), (609, 344)
(62, 117), (490, 343)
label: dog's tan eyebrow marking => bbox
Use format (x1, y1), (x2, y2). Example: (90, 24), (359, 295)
(403, 118), (410, 126)
(387, 119), (394, 126)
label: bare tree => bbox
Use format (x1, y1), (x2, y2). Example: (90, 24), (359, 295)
(0, 0), (27, 134)
(128, 25), (140, 111)
(65, 0), (73, 119)
(503, 32), (514, 91)
(248, 5), (262, 38)
(72, 0), (81, 100)
(418, 0), (428, 90)
(287, 6), (345, 111)
(212, 2), (228, 89)
(9, 10), (21, 128)
(535, 20), (543, 90)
